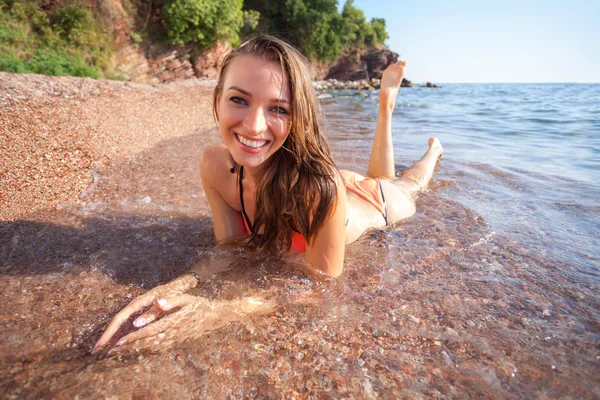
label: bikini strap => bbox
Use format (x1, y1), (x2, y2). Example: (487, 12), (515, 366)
(378, 180), (389, 225)
(238, 166), (254, 232)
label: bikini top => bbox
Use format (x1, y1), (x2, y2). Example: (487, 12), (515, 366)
(237, 165), (307, 253)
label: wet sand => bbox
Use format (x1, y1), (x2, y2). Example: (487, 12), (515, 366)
(1, 76), (599, 398)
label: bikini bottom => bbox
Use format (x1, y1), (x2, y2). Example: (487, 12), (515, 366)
(344, 173), (389, 225)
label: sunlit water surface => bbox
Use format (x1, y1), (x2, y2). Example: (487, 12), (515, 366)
(1, 84), (599, 398)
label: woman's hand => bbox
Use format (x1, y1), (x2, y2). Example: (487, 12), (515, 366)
(92, 273), (277, 355)
(91, 274), (198, 354)
(104, 294), (276, 355)
(379, 60), (407, 108)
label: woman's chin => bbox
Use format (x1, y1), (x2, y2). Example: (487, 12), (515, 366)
(231, 146), (277, 169)
(232, 153), (269, 169)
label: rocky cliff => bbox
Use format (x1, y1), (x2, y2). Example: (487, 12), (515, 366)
(323, 48), (397, 81)
(94, 1), (402, 85)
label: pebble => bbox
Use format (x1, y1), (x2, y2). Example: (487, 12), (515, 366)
(542, 309), (551, 317)
(408, 314), (420, 324)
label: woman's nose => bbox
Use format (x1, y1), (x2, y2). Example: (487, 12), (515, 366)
(244, 107), (267, 134)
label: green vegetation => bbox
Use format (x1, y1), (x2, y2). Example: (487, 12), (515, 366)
(0, 0), (112, 78)
(241, 0), (388, 61)
(162, 0), (244, 46)
(0, 0), (388, 78)
(159, 0), (388, 61)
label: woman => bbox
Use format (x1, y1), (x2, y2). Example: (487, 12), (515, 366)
(92, 36), (442, 354)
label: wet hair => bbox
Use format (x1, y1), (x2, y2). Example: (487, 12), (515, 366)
(213, 35), (338, 253)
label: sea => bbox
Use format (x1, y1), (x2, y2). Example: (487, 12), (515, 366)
(1, 83), (599, 398)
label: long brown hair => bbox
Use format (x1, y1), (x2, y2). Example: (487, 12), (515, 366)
(213, 35), (338, 253)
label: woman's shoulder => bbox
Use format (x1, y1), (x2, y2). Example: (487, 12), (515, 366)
(199, 145), (234, 174)
(199, 145), (237, 190)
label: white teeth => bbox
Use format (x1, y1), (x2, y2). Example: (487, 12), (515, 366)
(237, 134), (268, 148)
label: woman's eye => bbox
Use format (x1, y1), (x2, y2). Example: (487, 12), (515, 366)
(271, 106), (289, 115)
(230, 96), (247, 105)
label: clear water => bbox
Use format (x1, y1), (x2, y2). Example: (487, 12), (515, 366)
(1, 84), (599, 398)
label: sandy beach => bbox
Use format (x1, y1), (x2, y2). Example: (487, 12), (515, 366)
(0, 72), (216, 221)
(1, 74), (598, 398)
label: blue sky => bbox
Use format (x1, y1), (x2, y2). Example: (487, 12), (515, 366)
(341, 0), (600, 83)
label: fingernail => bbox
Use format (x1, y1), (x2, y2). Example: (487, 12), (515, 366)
(116, 339), (126, 346)
(157, 299), (172, 310)
(134, 318), (146, 328)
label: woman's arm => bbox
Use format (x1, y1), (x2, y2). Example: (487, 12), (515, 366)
(93, 146), (249, 354)
(304, 179), (347, 277)
(199, 145), (247, 242)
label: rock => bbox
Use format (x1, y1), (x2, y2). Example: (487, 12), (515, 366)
(402, 78), (414, 88)
(312, 76), (414, 91)
(192, 41), (231, 79)
(324, 48), (398, 81)
(323, 51), (368, 81)
(408, 314), (421, 324)
(542, 309), (551, 317)
(361, 48), (399, 80)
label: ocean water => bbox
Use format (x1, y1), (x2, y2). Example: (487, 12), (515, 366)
(1, 84), (599, 398)
(325, 83), (600, 282)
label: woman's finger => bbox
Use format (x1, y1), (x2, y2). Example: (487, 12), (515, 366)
(156, 293), (210, 311)
(133, 305), (162, 328)
(92, 275), (198, 353)
(132, 293), (206, 328)
(108, 333), (178, 356)
(92, 291), (159, 353)
(110, 294), (204, 351)
(109, 304), (196, 354)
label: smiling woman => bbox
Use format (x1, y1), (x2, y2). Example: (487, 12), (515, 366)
(208, 37), (342, 263)
(92, 35), (443, 355)
(215, 55), (292, 167)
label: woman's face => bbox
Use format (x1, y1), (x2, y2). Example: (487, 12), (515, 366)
(217, 55), (292, 169)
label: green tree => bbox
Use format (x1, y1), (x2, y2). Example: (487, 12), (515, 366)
(243, 0), (343, 60)
(163, 0), (244, 46)
(370, 17), (388, 44)
(239, 9), (261, 38)
(341, 0), (368, 47)
(242, 0), (389, 61)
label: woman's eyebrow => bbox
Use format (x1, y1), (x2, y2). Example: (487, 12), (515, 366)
(228, 86), (289, 104)
(228, 86), (252, 97)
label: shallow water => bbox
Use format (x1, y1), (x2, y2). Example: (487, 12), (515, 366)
(1, 84), (599, 398)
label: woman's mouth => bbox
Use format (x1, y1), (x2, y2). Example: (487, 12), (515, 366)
(235, 134), (270, 153)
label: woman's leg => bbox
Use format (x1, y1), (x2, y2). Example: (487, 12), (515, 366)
(379, 138), (443, 224)
(364, 61), (443, 225)
(399, 137), (443, 193)
(367, 61), (407, 179)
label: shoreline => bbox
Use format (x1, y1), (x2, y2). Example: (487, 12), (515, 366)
(0, 72), (216, 221)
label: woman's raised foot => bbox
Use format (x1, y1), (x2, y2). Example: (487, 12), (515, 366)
(428, 137), (443, 159)
(379, 60), (407, 108)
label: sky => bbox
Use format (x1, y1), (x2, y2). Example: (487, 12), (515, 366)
(341, 0), (600, 83)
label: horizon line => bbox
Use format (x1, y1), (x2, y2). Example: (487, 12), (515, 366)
(409, 81), (600, 84)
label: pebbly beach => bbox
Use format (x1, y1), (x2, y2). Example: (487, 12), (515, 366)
(1, 73), (599, 398)
(0, 72), (216, 221)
